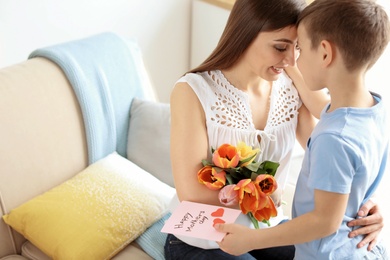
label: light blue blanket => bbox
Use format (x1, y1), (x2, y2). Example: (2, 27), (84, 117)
(29, 32), (147, 164)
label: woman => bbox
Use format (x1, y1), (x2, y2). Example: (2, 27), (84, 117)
(165, 0), (384, 259)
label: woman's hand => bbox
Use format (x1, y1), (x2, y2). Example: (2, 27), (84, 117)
(347, 199), (384, 250)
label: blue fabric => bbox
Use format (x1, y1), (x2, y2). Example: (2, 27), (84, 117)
(136, 212), (171, 260)
(293, 93), (389, 259)
(28, 32), (146, 164)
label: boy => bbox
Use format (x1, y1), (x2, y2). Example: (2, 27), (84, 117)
(215, 0), (390, 259)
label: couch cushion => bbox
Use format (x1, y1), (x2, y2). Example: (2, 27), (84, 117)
(0, 256), (29, 260)
(127, 98), (174, 259)
(127, 98), (173, 187)
(3, 152), (175, 259)
(0, 57), (89, 257)
(0, 255), (29, 260)
(111, 242), (153, 260)
(21, 240), (153, 260)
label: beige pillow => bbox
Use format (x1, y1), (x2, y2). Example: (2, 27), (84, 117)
(127, 98), (174, 187)
(3, 152), (175, 259)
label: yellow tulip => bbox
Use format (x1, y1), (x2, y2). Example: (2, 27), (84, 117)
(236, 141), (259, 166)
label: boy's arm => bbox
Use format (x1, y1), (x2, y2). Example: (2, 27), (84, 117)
(285, 65), (329, 119)
(215, 190), (349, 255)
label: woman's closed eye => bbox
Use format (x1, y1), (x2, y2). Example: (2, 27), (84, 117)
(274, 45), (288, 52)
(275, 44), (300, 53)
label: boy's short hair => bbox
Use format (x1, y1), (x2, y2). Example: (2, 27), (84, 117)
(297, 0), (390, 71)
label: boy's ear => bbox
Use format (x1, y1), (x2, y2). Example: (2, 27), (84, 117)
(319, 40), (333, 68)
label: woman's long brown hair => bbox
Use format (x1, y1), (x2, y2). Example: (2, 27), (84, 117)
(189, 0), (306, 74)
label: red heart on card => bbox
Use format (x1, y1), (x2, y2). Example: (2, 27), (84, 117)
(213, 218), (226, 226)
(211, 208), (224, 217)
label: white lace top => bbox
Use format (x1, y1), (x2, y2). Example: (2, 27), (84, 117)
(169, 70), (302, 249)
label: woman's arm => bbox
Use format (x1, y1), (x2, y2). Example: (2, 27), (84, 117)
(285, 65), (329, 119)
(170, 82), (222, 205)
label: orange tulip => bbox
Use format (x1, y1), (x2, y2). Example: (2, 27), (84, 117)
(252, 196), (278, 222)
(198, 142), (279, 227)
(255, 174), (278, 195)
(197, 165), (226, 190)
(234, 179), (260, 214)
(235, 178), (278, 222)
(212, 143), (240, 168)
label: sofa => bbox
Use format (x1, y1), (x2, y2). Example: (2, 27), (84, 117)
(0, 32), (176, 260)
(1, 31), (317, 260)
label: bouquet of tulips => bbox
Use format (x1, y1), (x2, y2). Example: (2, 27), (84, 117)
(197, 141), (280, 228)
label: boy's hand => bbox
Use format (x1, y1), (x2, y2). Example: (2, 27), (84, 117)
(214, 223), (254, 256)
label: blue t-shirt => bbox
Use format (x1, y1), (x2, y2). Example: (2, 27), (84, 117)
(292, 93), (389, 260)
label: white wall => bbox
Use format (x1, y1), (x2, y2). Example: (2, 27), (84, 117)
(0, 0), (191, 102)
(367, 1), (390, 232)
(2, 0), (388, 104)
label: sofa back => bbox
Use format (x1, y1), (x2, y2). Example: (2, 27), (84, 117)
(0, 33), (154, 258)
(0, 57), (89, 256)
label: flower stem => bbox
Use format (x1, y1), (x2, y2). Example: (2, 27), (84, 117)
(248, 212), (259, 229)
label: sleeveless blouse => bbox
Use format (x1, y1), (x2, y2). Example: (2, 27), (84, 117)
(169, 70), (302, 249)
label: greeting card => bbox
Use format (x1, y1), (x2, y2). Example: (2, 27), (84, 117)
(161, 201), (241, 241)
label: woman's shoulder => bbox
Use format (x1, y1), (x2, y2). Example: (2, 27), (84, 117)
(177, 71), (210, 83)
(175, 71), (217, 97)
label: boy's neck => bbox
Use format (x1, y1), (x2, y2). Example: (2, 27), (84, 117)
(326, 71), (375, 112)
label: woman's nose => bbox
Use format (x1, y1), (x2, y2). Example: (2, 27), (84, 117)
(284, 48), (299, 66)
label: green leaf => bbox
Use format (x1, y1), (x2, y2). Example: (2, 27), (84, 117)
(225, 167), (239, 175)
(250, 172), (259, 181)
(256, 169), (267, 175)
(239, 153), (257, 166)
(258, 161), (280, 176)
(229, 170), (243, 180)
(244, 162), (260, 172)
(213, 167), (224, 173)
(225, 174), (234, 185)
(248, 212), (259, 229)
(201, 159), (212, 167)
(239, 167), (253, 179)
(262, 219), (271, 227)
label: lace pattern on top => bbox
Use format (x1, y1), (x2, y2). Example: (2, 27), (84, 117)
(208, 70), (252, 130)
(268, 85), (300, 129)
(207, 70), (300, 132)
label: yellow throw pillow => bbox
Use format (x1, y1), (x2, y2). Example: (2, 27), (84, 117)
(2, 152), (175, 260)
